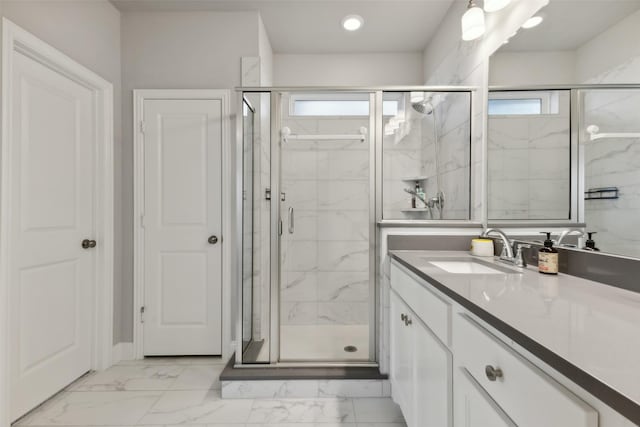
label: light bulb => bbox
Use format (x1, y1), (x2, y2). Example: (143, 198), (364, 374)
(484, 0), (511, 13)
(522, 16), (543, 29)
(461, 2), (485, 41)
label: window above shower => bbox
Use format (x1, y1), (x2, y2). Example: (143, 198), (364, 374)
(381, 91), (472, 220)
(290, 93), (399, 117)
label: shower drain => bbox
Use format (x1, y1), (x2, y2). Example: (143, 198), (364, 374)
(344, 345), (358, 353)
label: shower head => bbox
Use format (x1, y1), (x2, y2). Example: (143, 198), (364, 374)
(412, 99), (434, 115)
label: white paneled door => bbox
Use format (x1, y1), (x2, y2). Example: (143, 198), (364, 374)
(142, 99), (223, 356)
(9, 51), (95, 420)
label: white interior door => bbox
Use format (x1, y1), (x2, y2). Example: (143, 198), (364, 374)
(9, 51), (95, 421)
(143, 99), (223, 356)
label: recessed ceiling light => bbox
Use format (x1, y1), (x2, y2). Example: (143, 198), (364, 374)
(522, 16), (543, 29)
(342, 14), (364, 31)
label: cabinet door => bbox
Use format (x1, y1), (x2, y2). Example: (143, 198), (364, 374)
(390, 291), (413, 423)
(454, 368), (516, 427)
(414, 318), (452, 427)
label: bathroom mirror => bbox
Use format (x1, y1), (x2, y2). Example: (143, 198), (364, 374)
(488, 0), (640, 259)
(487, 89), (572, 220)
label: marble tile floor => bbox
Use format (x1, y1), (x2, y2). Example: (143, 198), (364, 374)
(13, 357), (406, 427)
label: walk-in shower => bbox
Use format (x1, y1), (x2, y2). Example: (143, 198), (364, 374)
(237, 88), (473, 367)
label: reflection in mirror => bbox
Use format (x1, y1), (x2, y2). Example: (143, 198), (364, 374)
(488, 0), (640, 259)
(582, 88), (640, 259)
(488, 90), (571, 220)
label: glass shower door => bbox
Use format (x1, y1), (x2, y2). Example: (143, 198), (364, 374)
(278, 92), (374, 362)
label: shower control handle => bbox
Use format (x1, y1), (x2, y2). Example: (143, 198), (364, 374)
(288, 207), (294, 234)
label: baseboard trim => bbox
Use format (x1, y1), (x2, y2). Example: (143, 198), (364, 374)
(112, 342), (134, 364)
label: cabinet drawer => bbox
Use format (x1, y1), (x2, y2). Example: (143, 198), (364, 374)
(454, 314), (598, 427)
(391, 263), (450, 346)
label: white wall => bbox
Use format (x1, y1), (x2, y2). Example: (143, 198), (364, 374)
(258, 15), (274, 86)
(576, 9), (640, 83)
(273, 53), (424, 86)
(121, 10), (262, 343)
(1, 0), (123, 344)
(489, 51), (576, 86)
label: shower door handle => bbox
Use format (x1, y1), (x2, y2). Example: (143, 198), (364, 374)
(288, 207), (294, 234)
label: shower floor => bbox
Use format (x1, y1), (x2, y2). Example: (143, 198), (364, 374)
(280, 324), (370, 362)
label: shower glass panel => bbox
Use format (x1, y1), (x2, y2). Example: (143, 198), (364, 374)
(241, 92), (271, 364)
(382, 91), (472, 220)
(242, 98), (254, 354)
(278, 92), (374, 362)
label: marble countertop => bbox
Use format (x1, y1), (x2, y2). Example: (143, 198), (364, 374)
(390, 250), (640, 423)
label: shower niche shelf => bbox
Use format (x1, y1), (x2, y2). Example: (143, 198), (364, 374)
(401, 176), (429, 182)
(401, 208), (430, 213)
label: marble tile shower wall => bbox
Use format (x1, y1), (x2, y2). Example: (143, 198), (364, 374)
(383, 94), (471, 220)
(425, 93), (472, 219)
(584, 90), (640, 258)
(488, 91), (571, 220)
(280, 115), (371, 327)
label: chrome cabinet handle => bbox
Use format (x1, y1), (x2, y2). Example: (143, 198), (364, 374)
(485, 365), (503, 381)
(82, 239), (96, 249)
(288, 207), (294, 234)
(208, 235), (219, 244)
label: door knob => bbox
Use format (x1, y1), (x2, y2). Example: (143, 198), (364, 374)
(485, 365), (503, 381)
(82, 239), (97, 249)
(208, 235), (219, 245)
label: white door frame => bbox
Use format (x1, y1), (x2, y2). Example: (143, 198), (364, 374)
(132, 89), (232, 360)
(0, 18), (114, 425)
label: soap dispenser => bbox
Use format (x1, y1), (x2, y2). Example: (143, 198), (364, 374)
(584, 232), (600, 251)
(538, 232), (559, 275)
(416, 183), (426, 209)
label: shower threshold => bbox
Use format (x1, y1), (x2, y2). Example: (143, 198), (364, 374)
(220, 357), (387, 381)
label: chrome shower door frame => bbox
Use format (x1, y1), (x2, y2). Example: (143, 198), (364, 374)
(236, 86), (477, 367)
(269, 89), (378, 366)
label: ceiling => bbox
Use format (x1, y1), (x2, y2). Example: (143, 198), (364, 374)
(110, 0), (456, 54)
(502, 0), (640, 52)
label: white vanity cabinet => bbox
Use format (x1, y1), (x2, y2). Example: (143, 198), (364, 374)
(390, 265), (452, 427)
(389, 260), (600, 427)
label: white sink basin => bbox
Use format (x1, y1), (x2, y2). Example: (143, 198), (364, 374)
(428, 260), (508, 275)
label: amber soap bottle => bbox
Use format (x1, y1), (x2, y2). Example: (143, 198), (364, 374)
(538, 232), (559, 275)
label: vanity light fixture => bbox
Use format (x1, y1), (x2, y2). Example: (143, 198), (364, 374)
(483, 0), (511, 13)
(461, 0), (486, 41)
(522, 15), (543, 29)
(342, 14), (364, 31)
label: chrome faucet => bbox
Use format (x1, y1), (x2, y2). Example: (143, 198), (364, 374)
(481, 228), (515, 262)
(556, 228), (586, 247)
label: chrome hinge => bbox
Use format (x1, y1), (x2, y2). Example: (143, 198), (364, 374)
(140, 306), (145, 323)
(139, 121), (146, 134)
(265, 188), (271, 200)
